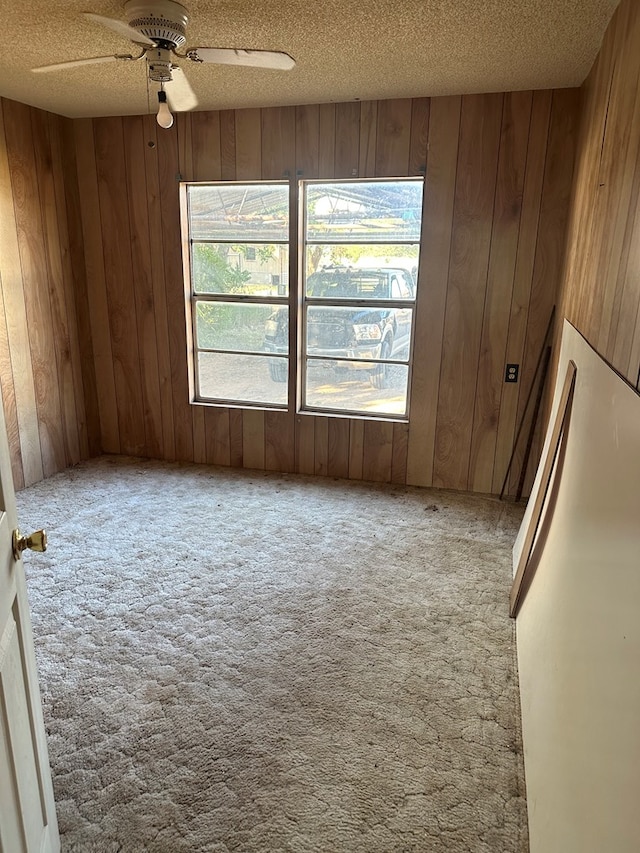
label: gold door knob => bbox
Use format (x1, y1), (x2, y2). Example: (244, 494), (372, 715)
(12, 528), (47, 561)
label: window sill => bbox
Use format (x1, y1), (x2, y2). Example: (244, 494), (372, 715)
(190, 398), (408, 425)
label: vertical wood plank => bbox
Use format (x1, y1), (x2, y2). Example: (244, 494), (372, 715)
(142, 114), (175, 461)
(408, 98), (430, 175)
(334, 102), (360, 178)
(31, 109), (81, 468)
(314, 416), (329, 476)
(492, 90), (552, 493)
(621, 143), (640, 383)
(318, 103), (336, 178)
(375, 98), (413, 177)
(514, 88), (580, 494)
(0, 100), (43, 485)
(610, 139), (640, 376)
(580, 26), (622, 341)
(177, 113), (194, 179)
(265, 410), (294, 472)
(469, 90), (532, 493)
(406, 95), (461, 487)
(123, 115), (163, 459)
(4, 99), (66, 477)
(391, 421), (409, 485)
(261, 107), (295, 179)
(348, 419), (364, 480)
(220, 110), (236, 180)
(192, 404), (208, 463)
(191, 111), (222, 181)
(236, 109), (262, 179)
(242, 408), (265, 469)
(204, 407), (230, 467)
(296, 414), (315, 475)
(602, 4), (640, 370)
(629, 309), (640, 387)
(228, 408), (243, 467)
(362, 421), (393, 482)
(94, 116), (146, 456)
(295, 104), (320, 179)
(74, 118), (120, 455)
(156, 122), (194, 461)
(433, 93), (503, 491)
(327, 418), (350, 478)
(590, 0), (640, 357)
(560, 33), (615, 339)
(50, 114), (96, 460)
(358, 101), (378, 178)
(0, 277), (24, 488)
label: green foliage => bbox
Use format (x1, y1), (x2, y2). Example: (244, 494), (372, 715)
(196, 302), (223, 350)
(192, 244), (251, 294)
(253, 245), (276, 264)
(307, 244), (419, 274)
(196, 302), (268, 351)
(193, 243), (281, 351)
(331, 245), (419, 264)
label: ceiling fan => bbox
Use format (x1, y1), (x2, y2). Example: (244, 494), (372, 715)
(32, 0), (296, 128)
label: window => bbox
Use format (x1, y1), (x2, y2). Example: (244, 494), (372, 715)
(301, 179), (423, 417)
(183, 178), (423, 419)
(186, 182), (290, 407)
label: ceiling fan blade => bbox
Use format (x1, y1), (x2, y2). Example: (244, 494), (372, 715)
(164, 67), (198, 112)
(186, 48), (295, 70)
(32, 54), (135, 73)
(83, 12), (156, 47)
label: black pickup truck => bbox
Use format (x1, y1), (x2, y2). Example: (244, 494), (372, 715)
(264, 266), (415, 388)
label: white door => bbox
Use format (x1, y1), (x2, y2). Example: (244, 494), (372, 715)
(0, 399), (59, 851)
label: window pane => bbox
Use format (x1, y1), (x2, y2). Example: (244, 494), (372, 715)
(307, 306), (412, 362)
(306, 180), (423, 243)
(189, 184), (289, 241)
(305, 260), (417, 299)
(196, 302), (288, 354)
(305, 359), (408, 416)
(193, 243), (289, 296)
(198, 352), (288, 406)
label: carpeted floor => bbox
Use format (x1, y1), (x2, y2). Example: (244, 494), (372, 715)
(17, 456), (528, 852)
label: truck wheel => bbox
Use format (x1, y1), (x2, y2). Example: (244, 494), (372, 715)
(269, 360), (287, 382)
(370, 340), (391, 390)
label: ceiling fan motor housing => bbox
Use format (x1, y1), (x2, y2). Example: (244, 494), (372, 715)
(125, 0), (188, 48)
(147, 48), (173, 82)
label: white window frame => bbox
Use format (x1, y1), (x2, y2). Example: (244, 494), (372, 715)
(181, 177), (423, 420)
(182, 181), (291, 409)
(299, 178), (422, 420)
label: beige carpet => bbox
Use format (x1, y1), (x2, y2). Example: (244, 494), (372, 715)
(17, 456), (528, 852)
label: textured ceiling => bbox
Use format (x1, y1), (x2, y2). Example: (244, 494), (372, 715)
(0, 0), (619, 118)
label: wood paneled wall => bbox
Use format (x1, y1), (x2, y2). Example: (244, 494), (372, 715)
(0, 90), (579, 495)
(558, 0), (640, 391)
(0, 98), (99, 490)
(71, 92), (578, 495)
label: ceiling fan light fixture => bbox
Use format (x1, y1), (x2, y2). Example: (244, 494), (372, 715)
(156, 88), (174, 128)
(31, 1), (295, 111)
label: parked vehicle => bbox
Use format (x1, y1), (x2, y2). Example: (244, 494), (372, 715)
(264, 266), (415, 388)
